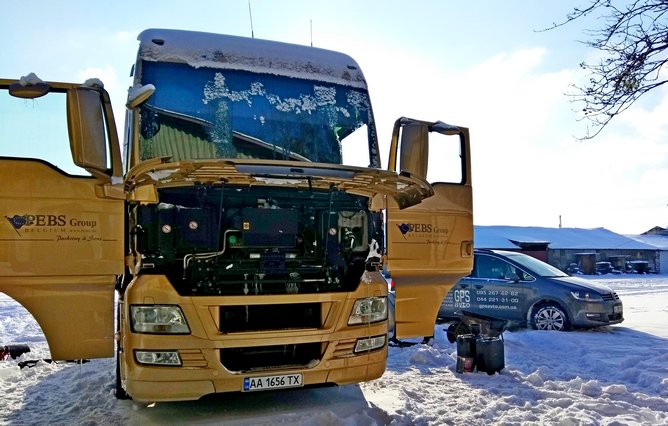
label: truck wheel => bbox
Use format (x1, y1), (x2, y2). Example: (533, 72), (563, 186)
(531, 303), (569, 331)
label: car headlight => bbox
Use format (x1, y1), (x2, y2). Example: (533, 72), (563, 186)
(570, 290), (603, 302)
(130, 305), (191, 334)
(348, 297), (388, 325)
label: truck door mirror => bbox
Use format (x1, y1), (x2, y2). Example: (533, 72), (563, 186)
(66, 87), (110, 177)
(126, 84), (155, 108)
(399, 123), (429, 180)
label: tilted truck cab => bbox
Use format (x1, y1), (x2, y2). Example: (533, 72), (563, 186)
(0, 29), (472, 402)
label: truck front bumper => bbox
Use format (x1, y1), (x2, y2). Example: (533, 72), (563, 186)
(123, 338), (387, 402)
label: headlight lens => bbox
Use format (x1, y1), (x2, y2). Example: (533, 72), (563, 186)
(354, 335), (386, 353)
(130, 305), (190, 334)
(135, 350), (182, 366)
(570, 290), (603, 302)
(348, 297), (388, 325)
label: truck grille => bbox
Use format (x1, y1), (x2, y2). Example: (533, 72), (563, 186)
(221, 343), (322, 372)
(220, 303), (321, 332)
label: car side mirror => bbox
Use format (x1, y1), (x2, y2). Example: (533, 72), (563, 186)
(506, 273), (520, 282)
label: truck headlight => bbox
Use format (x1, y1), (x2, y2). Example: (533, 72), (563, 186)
(135, 350), (182, 366)
(348, 297), (388, 325)
(570, 291), (603, 302)
(130, 305), (190, 334)
(354, 335), (386, 353)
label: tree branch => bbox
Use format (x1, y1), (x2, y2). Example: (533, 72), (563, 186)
(547, 0), (668, 139)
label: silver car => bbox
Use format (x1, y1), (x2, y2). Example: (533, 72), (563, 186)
(439, 249), (624, 331)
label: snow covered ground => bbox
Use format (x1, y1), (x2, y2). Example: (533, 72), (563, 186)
(1, 275), (667, 425)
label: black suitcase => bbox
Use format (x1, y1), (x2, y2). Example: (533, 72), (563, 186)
(475, 336), (504, 375)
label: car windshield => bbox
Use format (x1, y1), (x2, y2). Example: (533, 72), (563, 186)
(137, 62), (376, 165)
(502, 252), (569, 277)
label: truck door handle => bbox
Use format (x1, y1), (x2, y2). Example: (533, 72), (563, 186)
(474, 285), (484, 289)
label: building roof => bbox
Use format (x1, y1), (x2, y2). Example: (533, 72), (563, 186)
(626, 233), (668, 250)
(474, 225), (657, 251)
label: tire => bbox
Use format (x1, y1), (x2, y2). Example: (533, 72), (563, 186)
(531, 303), (570, 331)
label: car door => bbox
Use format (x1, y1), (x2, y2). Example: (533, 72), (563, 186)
(467, 253), (525, 321)
(386, 118), (474, 338)
(0, 79), (124, 360)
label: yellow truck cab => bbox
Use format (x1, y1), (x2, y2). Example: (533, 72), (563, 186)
(0, 29), (472, 402)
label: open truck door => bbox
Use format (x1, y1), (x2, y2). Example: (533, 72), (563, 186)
(0, 77), (124, 359)
(386, 117), (473, 338)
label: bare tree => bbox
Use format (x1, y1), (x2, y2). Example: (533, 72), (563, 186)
(550, 0), (668, 139)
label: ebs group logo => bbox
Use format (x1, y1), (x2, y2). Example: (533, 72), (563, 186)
(5, 214), (66, 233)
(397, 223), (433, 235)
(4, 213), (98, 239)
(396, 222), (449, 241)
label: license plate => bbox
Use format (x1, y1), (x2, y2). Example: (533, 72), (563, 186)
(242, 373), (303, 392)
(613, 305), (622, 314)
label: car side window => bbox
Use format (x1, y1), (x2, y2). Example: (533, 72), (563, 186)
(474, 255), (513, 279)
(469, 253), (536, 281)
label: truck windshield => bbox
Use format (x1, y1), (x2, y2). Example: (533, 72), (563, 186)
(137, 62), (376, 166)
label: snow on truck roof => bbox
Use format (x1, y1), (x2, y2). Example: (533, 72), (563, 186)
(137, 29), (368, 89)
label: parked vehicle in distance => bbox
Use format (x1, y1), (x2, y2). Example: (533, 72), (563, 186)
(596, 261), (621, 275)
(439, 249), (624, 332)
(627, 260), (650, 274)
(565, 262), (581, 275)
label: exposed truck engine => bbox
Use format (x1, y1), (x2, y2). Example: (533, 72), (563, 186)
(134, 185), (381, 297)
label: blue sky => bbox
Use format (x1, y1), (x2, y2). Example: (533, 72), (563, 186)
(3, 1), (667, 234)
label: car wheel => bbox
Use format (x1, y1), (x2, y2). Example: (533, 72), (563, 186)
(531, 303), (569, 331)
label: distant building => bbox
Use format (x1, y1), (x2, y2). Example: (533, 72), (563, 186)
(474, 225), (659, 273)
(626, 227), (668, 275)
